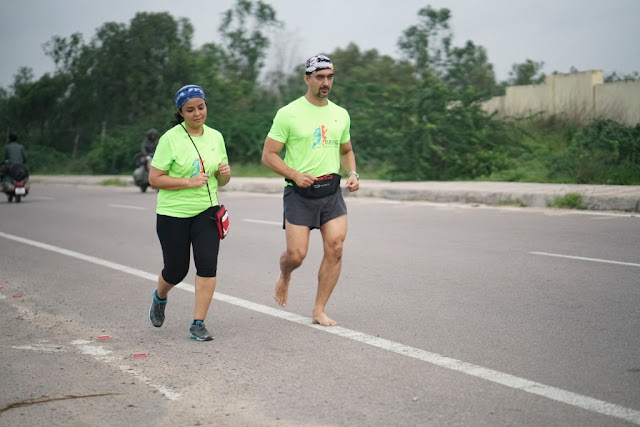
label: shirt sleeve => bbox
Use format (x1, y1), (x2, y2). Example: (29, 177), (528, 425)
(267, 108), (289, 144)
(340, 110), (351, 144)
(150, 134), (173, 171)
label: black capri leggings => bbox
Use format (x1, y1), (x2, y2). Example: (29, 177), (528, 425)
(156, 207), (220, 285)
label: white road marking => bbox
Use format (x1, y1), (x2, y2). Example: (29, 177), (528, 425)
(115, 364), (181, 400)
(1, 230), (639, 424)
(12, 344), (66, 352)
(16, 305), (35, 320)
(243, 218), (280, 226)
(72, 339), (113, 357)
(28, 196), (55, 201)
(108, 204), (145, 210)
(71, 339), (180, 400)
(531, 251), (640, 268)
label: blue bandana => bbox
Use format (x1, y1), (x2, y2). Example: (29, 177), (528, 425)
(174, 84), (206, 109)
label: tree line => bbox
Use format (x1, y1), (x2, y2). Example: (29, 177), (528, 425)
(1, 1), (638, 184)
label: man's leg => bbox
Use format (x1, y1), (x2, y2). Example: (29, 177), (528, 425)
(274, 221), (310, 306)
(313, 214), (347, 326)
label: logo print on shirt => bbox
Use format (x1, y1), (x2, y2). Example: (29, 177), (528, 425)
(312, 125), (328, 149)
(190, 158), (204, 178)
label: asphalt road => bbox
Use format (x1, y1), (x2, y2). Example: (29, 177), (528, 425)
(1, 183), (639, 426)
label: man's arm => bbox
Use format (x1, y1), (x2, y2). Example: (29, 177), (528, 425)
(261, 137), (315, 188)
(340, 141), (359, 192)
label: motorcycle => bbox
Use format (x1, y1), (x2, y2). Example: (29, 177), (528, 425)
(133, 152), (152, 192)
(2, 162), (30, 203)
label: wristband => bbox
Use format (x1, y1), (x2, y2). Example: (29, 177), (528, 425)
(348, 171), (359, 180)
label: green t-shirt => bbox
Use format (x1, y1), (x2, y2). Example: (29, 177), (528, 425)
(267, 96), (351, 177)
(151, 123), (228, 218)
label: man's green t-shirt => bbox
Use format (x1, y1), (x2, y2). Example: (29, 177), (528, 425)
(151, 123), (228, 218)
(267, 97), (351, 177)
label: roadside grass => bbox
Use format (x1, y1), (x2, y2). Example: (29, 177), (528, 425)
(548, 192), (586, 209)
(101, 177), (128, 186)
(496, 198), (528, 207)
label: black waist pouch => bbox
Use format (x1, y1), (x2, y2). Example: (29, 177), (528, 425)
(286, 173), (341, 198)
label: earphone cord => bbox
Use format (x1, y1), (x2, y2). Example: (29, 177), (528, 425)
(181, 124), (213, 207)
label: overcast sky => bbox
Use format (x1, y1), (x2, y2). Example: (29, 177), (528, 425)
(1, 0), (639, 88)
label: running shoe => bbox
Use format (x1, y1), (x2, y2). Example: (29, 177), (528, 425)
(148, 289), (167, 327)
(189, 320), (213, 341)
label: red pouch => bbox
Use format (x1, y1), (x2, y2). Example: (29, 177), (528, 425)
(214, 205), (229, 239)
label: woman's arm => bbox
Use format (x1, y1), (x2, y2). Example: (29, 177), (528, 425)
(149, 166), (209, 190)
(214, 162), (231, 187)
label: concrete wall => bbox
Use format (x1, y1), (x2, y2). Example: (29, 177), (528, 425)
(552, 71), (603, 121)
(594, 80), (640, 126)
(504, 79), (554, 117)
(483, 70), (640, 125)
(482, 95), (505, 118)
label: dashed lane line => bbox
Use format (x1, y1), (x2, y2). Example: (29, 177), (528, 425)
(531, 251), (640, 268)
(108, 203), (146, 210)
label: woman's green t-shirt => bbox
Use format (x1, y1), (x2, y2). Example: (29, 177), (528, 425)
(151, 123), (228, 218)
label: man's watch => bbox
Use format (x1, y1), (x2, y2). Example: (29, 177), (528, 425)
(348, 171), (359, 181)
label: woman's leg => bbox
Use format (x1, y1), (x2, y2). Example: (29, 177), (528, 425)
(194, 275), (216, 320)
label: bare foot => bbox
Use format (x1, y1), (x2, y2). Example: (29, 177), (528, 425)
(274, 276), (290, 307)
(312, 312), (337, 327)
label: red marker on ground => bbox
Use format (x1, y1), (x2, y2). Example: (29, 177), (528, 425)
(12, 295), (22, 299)
(97, 335), (110, 340)
(133, 353), (147, 358)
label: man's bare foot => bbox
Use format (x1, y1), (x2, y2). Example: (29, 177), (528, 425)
(312, 312), (337, 327)
(274, 276), (290, 307)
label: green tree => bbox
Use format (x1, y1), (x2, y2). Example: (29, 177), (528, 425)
(397, 6), (452, 75)
(210, 0), (282, 163)
(508, 59), (546, 85)
(323, 44), (417, 173)
(604, 71), (640, 82)
(390, 6), (516, 180)
(444, 41), (497, 96)
(43, 33), (85, 75)
(218, 0), (280, 90)
(42, 33), (92, 157)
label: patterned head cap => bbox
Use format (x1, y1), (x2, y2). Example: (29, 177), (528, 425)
(305, 55), (333, 75)
(174, 84), (206, 109)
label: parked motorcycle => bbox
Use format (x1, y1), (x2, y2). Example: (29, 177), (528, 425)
(133, 152), (152, 192)
(2, 162), (30, 203)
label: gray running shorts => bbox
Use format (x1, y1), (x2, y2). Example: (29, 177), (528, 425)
(282, 186), (347, 230)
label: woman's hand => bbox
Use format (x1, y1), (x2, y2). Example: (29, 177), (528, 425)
(216, 163), (231, 186)
(189, 172), (210, 187)
(217, 162), (231, 178)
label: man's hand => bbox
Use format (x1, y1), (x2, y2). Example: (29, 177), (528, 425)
(294, 172), (316, 188)
(346, 175), (360, 192)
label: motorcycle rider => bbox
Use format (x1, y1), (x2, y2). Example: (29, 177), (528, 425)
(2, 133), (28, 187)
(141, 128), (159, 156)
(133, 128), (159, 192)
